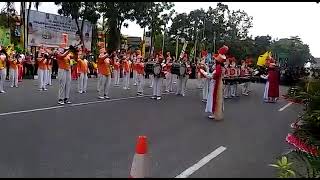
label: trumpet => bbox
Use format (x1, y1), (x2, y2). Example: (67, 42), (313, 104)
(66, 42), (82, 53)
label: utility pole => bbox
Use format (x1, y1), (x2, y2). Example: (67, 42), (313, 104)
(194, 30), (198, 63)
(162, 26), (165, 54)
(213, 31), (216, 53)
(175, 35), (179, 60)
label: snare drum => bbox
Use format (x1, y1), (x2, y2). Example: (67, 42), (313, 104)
(145, 61), (155, 75)
(171, 63), (181, 75)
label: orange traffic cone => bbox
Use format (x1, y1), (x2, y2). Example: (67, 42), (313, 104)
(129, 136), (150, 178)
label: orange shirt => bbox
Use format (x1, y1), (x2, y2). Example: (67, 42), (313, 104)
(57, 53), (71, 70)
(38, 58), (47, 70)
(9, 59), (18, 69)
(113, 61), (120, 70)
(98, 57), (111, 76)
(136, 62), (144, 75)
(0, 59), (6, 70)
(123, 60), (130, 73)
(77, 59), (89, 74)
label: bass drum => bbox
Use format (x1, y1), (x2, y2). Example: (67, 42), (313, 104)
(145, 62), (155, 75)
(153, 63), (162, 76)
(171, 63), (181, 75)
(179, 63), (186, 76)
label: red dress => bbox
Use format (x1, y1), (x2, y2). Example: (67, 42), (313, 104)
(267, 68), (279, 98)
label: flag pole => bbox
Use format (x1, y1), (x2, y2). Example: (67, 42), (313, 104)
(175, 35), (179, 60)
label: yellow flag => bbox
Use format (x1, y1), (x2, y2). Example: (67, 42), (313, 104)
(257, 51), (271, 66)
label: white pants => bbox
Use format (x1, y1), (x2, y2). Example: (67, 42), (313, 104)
(58, 68), (71, 100)
(99, 74), (111, 97)
(173, 74), (177, 83)
(113, 69), (120, 85)
(165, 72), (173, 92)
(46, 69), (52, 85)
(176, 75), (189, 96)
(202, 79), (209, 100)
(78, 72), (88, 92)
(133, 70), (137, 85)
(224, 84), (230, 98)
(38, 69), (47, 89)
(153, 77), (163, 97)
(0, 68), (6, 91)
(231, 84), (237, 97)
(149, 74), (154, 87)
(9, 68), (18, 87)
(123, 72), (130, 89)
(197, 75), (204, 88)
(241, 82), (250, 94)
(136, 73), (144, 93)
(97, 73), (101, 91)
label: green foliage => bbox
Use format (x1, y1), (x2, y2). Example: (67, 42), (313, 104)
(285, 150), (320, 178)
(269, 156), (296, 178)
(55, 2), (100, 49)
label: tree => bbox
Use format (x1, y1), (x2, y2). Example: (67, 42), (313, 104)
(134, 2), (175, 54)
(55, 2), (100, 49)
(97, 2), (153, 51)
(271, 36), (312, 67)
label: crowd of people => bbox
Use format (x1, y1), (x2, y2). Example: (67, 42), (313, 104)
(0, 43), (282, 120)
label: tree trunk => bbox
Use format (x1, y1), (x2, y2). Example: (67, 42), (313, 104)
(26, 2), (31, 49)
(107, 18), (120, 52)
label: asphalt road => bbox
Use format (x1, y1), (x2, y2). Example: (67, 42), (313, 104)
(0, 77), (302, 178)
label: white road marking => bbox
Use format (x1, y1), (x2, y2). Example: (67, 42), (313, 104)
(0, 93), (175, 117)
(175, 146), (227, 178)
(278, 102), (293, 112)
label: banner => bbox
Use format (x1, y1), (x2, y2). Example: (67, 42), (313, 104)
(0, 27), (11, 47)
(26, 10), (93, 49)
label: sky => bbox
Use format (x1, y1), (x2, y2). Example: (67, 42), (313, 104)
(1, 2), (319, 57)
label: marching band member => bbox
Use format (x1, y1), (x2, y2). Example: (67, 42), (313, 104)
(172, 56), (177, 84)
(37, 51), (48, 91)
(123, 54), (131, 90)
(97, 48), (112, 99)
(203, 63), (215, 111)
(176, 53), (192, 97)
(165, 52), (173, 92)
(148, 57), (155, 88)
(46, 53), (53, 86)
(56, 45), (73, 105)
(240, 60), (250, 96)
(136, 55), (145, 96)
(9, 52), (19, 88)
(197, 57), (206, 89)
(206, 45), (228, 120)
(261, 60), (280, 103)
(0, 50), (7, 93)
(77, 53), (89, 94)
(228, 57), (238, 98)
(200, 59), (209, 102)
(151, 54), (164, 100)
(96, 57), (101, 92)
(113, 56), (121, 87)
(132, 52), (138, 86)
(18, 54), (25, 82)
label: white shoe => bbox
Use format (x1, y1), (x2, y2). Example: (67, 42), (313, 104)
(43, 88), (48, 91)
(123, 87), (127, 90)
(164, 90), (169, 93)
(133, 83), (137, 86)
(151, 96), (156, 99)
(104, 96), (110, 99)
(98, 96), (105, 99)
(10, 85), (14, 88)
(181, 94), (185, 97)
(157, 97), (161, 100)
(39, 88), (43, 91)
(58, 101), (65, 105)
(208, 115), (215, 119)
(0, 90), (6, 93)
